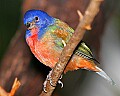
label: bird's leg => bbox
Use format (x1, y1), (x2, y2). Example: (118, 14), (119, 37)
(43, 69), (54, 93)
(48, 70), (64, 88)
(43, 73), (50, 93)
(43, 70), (64, 92)
(48, 69), (56, 87)
(49, 71), (63, 88)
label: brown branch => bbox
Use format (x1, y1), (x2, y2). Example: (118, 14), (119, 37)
(0, 87), (9, 96)
(40, 0), (103, 96)
(0, 78), (20, 96)
(9, 78), (21, 96)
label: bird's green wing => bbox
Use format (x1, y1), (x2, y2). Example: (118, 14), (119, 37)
(47, 18), (74, 48)
(48, 18), (97, 62)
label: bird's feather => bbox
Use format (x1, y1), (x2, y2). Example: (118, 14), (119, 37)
(24, 10), (115, 86)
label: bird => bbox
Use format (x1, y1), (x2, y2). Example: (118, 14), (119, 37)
(23, 9), (115, 91)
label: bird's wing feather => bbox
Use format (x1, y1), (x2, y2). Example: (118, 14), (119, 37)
(48, 18), (98, 62)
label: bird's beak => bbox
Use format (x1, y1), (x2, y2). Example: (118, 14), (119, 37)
(26, 21), (36, 30)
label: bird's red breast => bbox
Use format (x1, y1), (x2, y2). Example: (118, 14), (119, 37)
(26, 29), (61, 68)
(26, 28), (99, 73)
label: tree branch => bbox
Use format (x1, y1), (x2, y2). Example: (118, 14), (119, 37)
(0, 78), (20, 96)
(9, 78), (21, 96)
(0, 87), (8, 96)
(40, 0), (103, 96)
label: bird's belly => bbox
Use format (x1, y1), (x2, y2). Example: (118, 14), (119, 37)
(33, 40), (62, 68)
(28, 37), (98, 73)
(31, 40), (98, 72)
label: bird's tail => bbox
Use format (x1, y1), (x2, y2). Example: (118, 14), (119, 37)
(95, 66), (116, 85)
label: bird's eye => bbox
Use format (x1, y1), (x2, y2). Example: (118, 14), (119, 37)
(35, 16), (39, 22)
(26, 22), (31, 28)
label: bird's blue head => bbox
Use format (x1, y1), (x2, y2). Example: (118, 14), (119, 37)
(24, 10), (55, 38)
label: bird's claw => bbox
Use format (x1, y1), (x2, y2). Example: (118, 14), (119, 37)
(59, 74), (63, 80)
(48, 69), (56, 87)
(58, 75), (63, 88)
(43, 70), (54, 93)
(58, 80), (63, 88)
(43, 70), (64, 93)
(43, 79), (47, 93)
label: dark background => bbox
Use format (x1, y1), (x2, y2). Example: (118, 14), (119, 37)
(0, 0), (120, 96)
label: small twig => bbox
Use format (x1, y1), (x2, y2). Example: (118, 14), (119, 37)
(40, 0), (103, 96)
(77, 10), (91, 30)
(0, 78), (20, 96)
(9, 78), (21, 96)
(77, 10), (83, 21)
(0, 86), (9, 96)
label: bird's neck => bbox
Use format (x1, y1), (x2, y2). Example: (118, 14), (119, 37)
(26, 34), (37, 48)
(31, 27), (38, 36)
(26, 27), (39, 48)
(37, 18), (55, 39)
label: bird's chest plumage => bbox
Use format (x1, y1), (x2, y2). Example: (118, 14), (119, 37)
(26, 21), (98, 73)
(27, 32), (62, 68)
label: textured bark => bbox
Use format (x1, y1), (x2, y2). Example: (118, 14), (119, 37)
(0, 0), (105, 96)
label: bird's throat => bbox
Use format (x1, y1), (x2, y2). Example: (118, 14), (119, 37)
(26, 28), (38, 49)
(31, 27), (39, 36)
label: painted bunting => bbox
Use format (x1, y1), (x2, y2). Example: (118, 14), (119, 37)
(23, 10), (114, 89)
